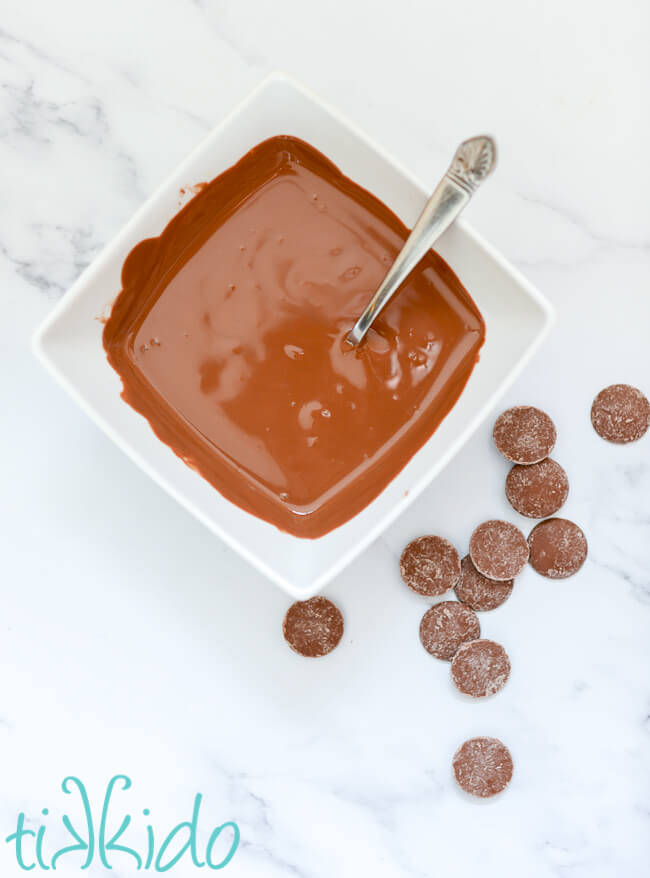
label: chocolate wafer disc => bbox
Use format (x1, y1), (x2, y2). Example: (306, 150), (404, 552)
(493, 406), (557, 464)
(283, 596), (344, 657)
(419, 601), (481, 661)
(450, 638), (511, 697)
(505, 458), (569, 519)
(469, 520), (529, 581)
(591, 384), (650, 444)
(455, 555), (514, 611)
(528, 518), (588, 579)
(453, 737), (513, 798)
(400, 536), (461, 597)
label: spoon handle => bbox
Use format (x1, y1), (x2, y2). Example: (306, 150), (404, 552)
(346, 136), (496, 347)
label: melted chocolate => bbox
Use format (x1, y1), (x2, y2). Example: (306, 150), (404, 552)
(103, 136), (485, 537)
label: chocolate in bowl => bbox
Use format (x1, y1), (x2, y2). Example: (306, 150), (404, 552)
(103, 136), (485, 537)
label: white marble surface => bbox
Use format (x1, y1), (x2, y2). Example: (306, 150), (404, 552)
(1, 0), (649, 875)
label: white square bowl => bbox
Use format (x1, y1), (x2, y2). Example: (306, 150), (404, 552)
(33, 72), (554, 599)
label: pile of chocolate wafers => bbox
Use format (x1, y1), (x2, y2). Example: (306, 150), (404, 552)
(281, 384), (649, 799)
(401, 403), (589, 798)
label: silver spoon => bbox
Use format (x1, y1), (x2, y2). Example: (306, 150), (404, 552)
(345, 135), (497, 347)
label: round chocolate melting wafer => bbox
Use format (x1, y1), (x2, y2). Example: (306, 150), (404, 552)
(400, 536), (461, 597)
(469, 520), (529, 581)
(505, 458), (569, 519)
(453, 736), (513, 798)
(419, 601), (481, 661)
(591, 384), (650, 444)
(450, 638), (511, 698)
(493, 406), (557, 464)
(283, 596), (344, 657)
(455, 554), (514, 612)
(528, 518), (588, 579)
